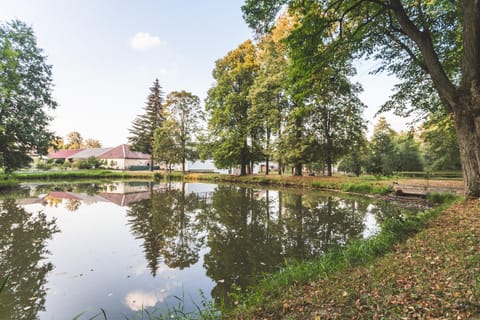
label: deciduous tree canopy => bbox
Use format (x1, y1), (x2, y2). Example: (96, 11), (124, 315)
(0, 20), (56, 172)
(242, 0), (480, 196)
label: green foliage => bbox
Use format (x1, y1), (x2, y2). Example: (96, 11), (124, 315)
(35, 162), (53, 171)
(0, 20), (57, 172)
(0, 199), (59, 318)
(73, 156), (104, 170)
(241, 0), (480, 196)
(153, 119), (181, 170)
(421, 113), (461, 171)
(341, 183), (392, 195)
(164, 90), (203, 172)
(128, 79), (165, 157)
(13, 170), (150, 180)
(427, 192), (457, 205)
(394, 131), (424, 172)
(366, 117), (398, 176)
(206, 40), (259, 175)
(338, 133), (368, 176)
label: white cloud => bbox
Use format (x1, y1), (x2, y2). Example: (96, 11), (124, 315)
(124, 290), (166, 311)
(130, 32), (164, 50)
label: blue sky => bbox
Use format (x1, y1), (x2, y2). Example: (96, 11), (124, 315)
(1, 0), (410, 147)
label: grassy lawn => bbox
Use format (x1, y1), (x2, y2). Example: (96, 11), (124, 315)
(229, 199), (480, 319)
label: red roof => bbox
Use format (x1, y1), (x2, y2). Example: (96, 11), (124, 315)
(48, 149), (84, 159)
(98, 144), (150, 160)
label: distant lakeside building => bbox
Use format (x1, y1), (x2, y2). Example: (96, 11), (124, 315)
(48, 144), (150, 170)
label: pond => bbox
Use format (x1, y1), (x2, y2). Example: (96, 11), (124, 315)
(0, 181), (413, 319)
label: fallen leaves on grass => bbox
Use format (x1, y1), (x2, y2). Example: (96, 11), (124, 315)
(238, 199), (480, 319)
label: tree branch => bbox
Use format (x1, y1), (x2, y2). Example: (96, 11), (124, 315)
(460, 0), (480, 87)
(389, 0), (457, 109)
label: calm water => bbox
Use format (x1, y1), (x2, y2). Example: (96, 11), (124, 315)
(0, 181), (410, 319)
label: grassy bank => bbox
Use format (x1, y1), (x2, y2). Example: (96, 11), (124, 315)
(184, 173), (394, 195)
(229, 197), (480, 319)
(13, 169), (156, 180)
(0, 177), (19, 190)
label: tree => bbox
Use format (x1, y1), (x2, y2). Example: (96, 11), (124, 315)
(165, 91), (203, 173)
(242, 1), (480, 196)
(338, 132), (368, 176)
(366, 117), (398, 176)
(65, 131), (83, 149)
(0, 199), (58, 318)
(83, 138), (102, 148)
(0, 20), (57, 172)
(206, 40), (259, 175)
(248, 13), (292, 175)
(48, 136), (65, 152)
(394, 131), (424, 172)
(128, 79), (165, 170)
(305, 77), (366, 176)
(152, 119), (181, 172)
(421, 113), (461, 171)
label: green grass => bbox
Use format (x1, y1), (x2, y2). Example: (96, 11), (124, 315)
(426, 191), (458, 204)
(13, 170), (153, 180)
(70, 290), (219, 320)
(341, 182), (392, 195)
(0, 177), (19, 189)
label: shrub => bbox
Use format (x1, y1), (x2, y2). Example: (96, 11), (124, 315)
(427, 192), (457, 204)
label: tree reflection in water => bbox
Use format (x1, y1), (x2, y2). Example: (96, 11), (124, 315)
(196, 186), (369, 306)
(0, 199), (59, 319)
(125, 183), (385, 306)
(0, 182), (402, 316)
(126, 182), (203, 275)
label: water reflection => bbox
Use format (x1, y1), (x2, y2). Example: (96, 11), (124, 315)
(1, 181), (410, 318)
(0, 199), (59, 319)
(197, 186), (370, 304)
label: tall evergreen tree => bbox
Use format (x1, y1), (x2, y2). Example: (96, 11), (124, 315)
(128, 79), (165, 170)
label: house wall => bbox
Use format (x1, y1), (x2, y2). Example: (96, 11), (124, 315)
(185, 160), (229, 174)
(103, 158), (149, 170)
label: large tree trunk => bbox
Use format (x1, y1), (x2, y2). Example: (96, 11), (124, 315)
(454, 99), (480, 197)
(293, 163), (302, 176)
(240, 140), (248, 176)
(326, 157), (333, 177)
(293, 116), (303, 176)
(392, 0), (480, 196)
(265, 127), (271, 175)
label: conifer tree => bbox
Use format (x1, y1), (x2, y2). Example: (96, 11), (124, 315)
(128, 79), (165, 170)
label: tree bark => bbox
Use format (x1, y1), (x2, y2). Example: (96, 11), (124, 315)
(266, 127), (271, 175)
(293, 115), (303, 176)
(240, 139), (248, 176)
(391, 0), (480, 196)
(454, 98), (480, 197)
(294, 163), (302, 176)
